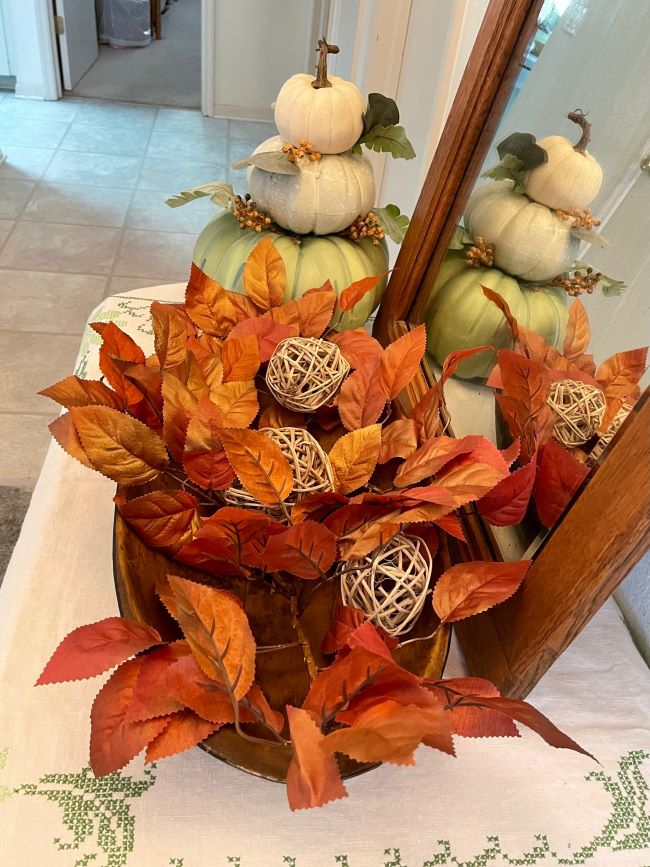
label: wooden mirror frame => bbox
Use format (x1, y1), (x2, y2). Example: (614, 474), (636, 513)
(375, 0), (650, 697)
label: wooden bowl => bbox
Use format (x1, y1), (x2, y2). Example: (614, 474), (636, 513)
(113, 492), (451, 783)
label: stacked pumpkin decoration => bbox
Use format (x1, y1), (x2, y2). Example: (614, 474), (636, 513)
(168, 38), (415, 331)
(426, 111), (623, 380)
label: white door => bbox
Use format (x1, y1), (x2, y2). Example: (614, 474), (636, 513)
(56, 0), (99, 90)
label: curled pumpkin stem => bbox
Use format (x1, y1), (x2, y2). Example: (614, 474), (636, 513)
(568, 109), (591, 154)
(312, 38), (339, 89)
(466, 236), (495, 268)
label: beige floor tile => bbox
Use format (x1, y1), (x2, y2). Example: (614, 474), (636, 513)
(105, 275), (171, 297)
(229, 119), (277, 140)
(0, 222), (122, 275)
(0, 220), (14, 247)
(2, 118), (70, 149)
(0, 179), (35, 219)
(0, 331), (81, 413)
(0, 146), (56, 181)
(0, 413), (55, 488)
(73, 101), (157, 130)
(126, 188), (216, 233)
(59, 122), (150, 157)
(44, 151), (142, 188)
(0, 269), (106, 333)
(113, 229), (196, 280)
(23, 183), (131, 227)
(147, 130), (228, 163)
(0, 96), (82, 122)
(154, 109), (227, 136)
(137, 156), (226, 193)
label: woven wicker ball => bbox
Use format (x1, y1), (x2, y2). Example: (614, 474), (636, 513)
(223, 426), (334, 520)
(339, 532), (433, 637)
(266, 336), (350, 412)
(588, 402), (633, 465)
(548, 379), (606, 447)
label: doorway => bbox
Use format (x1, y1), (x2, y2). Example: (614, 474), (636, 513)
(55, 0), (201, 109)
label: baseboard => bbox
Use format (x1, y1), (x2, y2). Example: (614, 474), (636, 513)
(0, 75), (16, 90)
(210, 103), (274, 122)
(14, 82), (48, 100)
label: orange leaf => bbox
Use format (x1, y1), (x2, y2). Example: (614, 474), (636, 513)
(337, 273), (386, 312)
(563, 299), (591, 360)
(115, 489), (200, 553)
(186, 263), (237, 337)
(121, 363), (164, 428)
(379, 324), (426, 399)
(221, 334), (260, 382)
(533, 439), (590, 528)
(49, 413), (93, 469)
(425, 677), (519, 737)
(90, 657), (169, 776)
(378, 419), (419, 463)
(326, 328), (383, 368)
(145, 709), (219, 763)
(94, 321), (146, 406)
(482, 285), (519, 340)
(261, 522), (337, 579)
(36, 617), (161, 685)
(39, 375), (123, 411)
(242, 236), (286, 309)
(596, 348), (648, 402)
(395, 434), (497, 488)
(338, 514), (403, 560)
(411, 385), (442, 442)
(290, 491), (349, 525)
(229, 315), (297, 361)
(294, 288), (337, 337)
(337, 359), (387, 431)
(258, 400), (306, 430)
(218, 427), (294, 505)
(167, 575), (256, 700)
(183, 399), (235, 490)
(168, 351), (211, 399)
(162, 373), (199, 462)
(328, 424), (382, 494)
(193, 507), (280, 573)
(321, 603), (366, 654)
(439, 345), (492, 391)
(210, 380), (259, 428)
(224, 289), (261, 323)
(477, 455), (537, 527)
(434, 460), (507, 507)
(151, 301), (194, 369)
(286, 706), (348, 810)
(433, 560), (531, 622)
(498, 349), (551, 418)
(69, 405), (168, 485)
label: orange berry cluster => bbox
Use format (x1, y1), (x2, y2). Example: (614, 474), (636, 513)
(282, 141), (322, 163)
(552, 266), (602, 297)
(466, 235), (495, 268)
(231, 194), (273, 233)
(344, 212), (385, 246)
(555, 207), (601, 230)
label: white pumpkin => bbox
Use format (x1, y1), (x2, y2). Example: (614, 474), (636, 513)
(248, 136), (375, 235)
(524, 112), (603, 211)
(464, 181), (579, 282)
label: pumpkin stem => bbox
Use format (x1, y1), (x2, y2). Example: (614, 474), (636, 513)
(568, 110), (591, 154)
(312, 38), (340, 89)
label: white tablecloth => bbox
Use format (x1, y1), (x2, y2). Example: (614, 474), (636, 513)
(1, 287), (649, 867)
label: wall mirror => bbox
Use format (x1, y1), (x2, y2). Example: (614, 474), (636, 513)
(376, 0), (650, 696)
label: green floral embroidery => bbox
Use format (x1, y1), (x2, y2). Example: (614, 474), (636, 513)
(75, 296), (156, 379)
(0, 748), (12, 803)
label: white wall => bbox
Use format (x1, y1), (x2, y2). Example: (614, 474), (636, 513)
(0, 0), (12, 77)
(1, 0), (59, 99)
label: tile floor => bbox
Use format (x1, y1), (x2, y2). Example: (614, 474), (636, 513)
(0, 92), (275, 491)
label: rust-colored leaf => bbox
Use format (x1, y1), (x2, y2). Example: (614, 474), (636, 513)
(224, 289), (261, 323)
(210, 380), (259, 428)
(221, 334), (260, 383)
(596, 348), (648, 402)
(258, 399), (306, 430)
(294, 288), (337, 337)
(498, 349), (551, 420)
(186, 263), (237, 337)
(125, 641), (191, 722)
(151, 301), (194, 369)
(337, 273), (386, 312)
(379, 324), (426, 399)
(36, 617), (161, 685)
(228, 315), (297, 361)
(183, 399), (235, 490)
(411, 385), (442, 442)
(439, 345), (492, 393)
(69, 405), (168, 485)
(328, 424), (382, 494)
(261, 522), (337, 579)
(115, 489), (200, 553)
(321, 603), (366, 655)
(482, 285), (519, 340)
(167, 575), (256, 700)
(39, 375), (123, 411)
(145, 709), (220, 763)
(162, 372), (199, 462)
(433, 460), (507, 507)
(49, 413), (93, 469)
(218, 427), (294, 505)
(563, 299), (590, 360)
(534, 440), (590, 528)
(338, 514), (403, 560)
(168, 351), (211, 399)
(395, 434), (501, 488)
(425, 677), (519, 738)
(337, 359), (387, 431)
(326, 328), (383, 368)
(94, 321), (146, 406)
(291, 492), (349, 525)
(477, 454), (537, 527)
(243, 236), (286, 309)
(286, 706), (348, 811)
(432, 560), (531, 623)
(378, 419), (419, 463)
(194, 507), (280, 573)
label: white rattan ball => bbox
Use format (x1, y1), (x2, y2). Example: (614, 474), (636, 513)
(588, 402), (633, 465)
(339, 532), (433, 637)
(266, 336), (350, 412)
(548, 379), (606, 447)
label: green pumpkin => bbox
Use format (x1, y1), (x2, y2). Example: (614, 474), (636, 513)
(425, 251), (568, 379)
(193, 210), (389, 330)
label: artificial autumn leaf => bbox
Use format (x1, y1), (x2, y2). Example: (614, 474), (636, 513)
(433, 513), (466, 541)
(125, 641), (192, 722)
(291, 491), (349, 525)
(162, 652), (242, 724)
(39, 375), (123, 411)
(337, 273), (386, 312)
(286, 706), (348, 811)
(338, 514), (403, 560)
(482, 285), (518, 340)
(167, 575), (256, 700)
(563, 299), (591, 360)
(477, 454), (537, 527)
(183, 400), (235, 490)
(36, 617), (161, 685)
(221, 334), (260, 383)
(218, 427), (293, 505)
(197, 507), (280, 573)
(224, 289), (260, 322)
(432, 560), (531, 623)
(258, 400), (305, 430)
(186, 263), (236, 337)
(501, 438), (521, 467)
(407, 523), (440, 560)
(115, 489), (200, 553)
(261, 522), (338, 580)
(321, 603), (365, 654)
(337, 359), (387, 431)
(439, 345), (492, 393)
(498, 349), (551, 419)
(328, 425), (382, 494)
(294, 288), (337, 337)
(326, 328), (383, 368)
(168, 351), (211, 398)
(121, 363), (164, 424)
(379, 324), (426, 399)
(151, 301), (193, 369)
(94, 321), (147, 406)
(49, 413), (93, 469)
(378, 419), (419, 463)
(69, 405), (168, 485)
(596, 348), (648, 402)
(243, 236), (286, 310)
(210, 380), (259, 428)
(228, 315), (297, 362)
(425, 677), (519, 738)
(534, 439), (590, 528)
(162, 373), (199, 463)
(395, 434), (495, 488)
(411, 385), (442, 442)
(90, 657), (169, 776)
(145, 709), (219, 763)
(175, 535), (245, 577)
(345, 621), (396, 662)
(322, 699), (451, 765)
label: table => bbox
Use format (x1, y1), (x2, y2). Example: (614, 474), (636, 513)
(1, 286), (649, 867)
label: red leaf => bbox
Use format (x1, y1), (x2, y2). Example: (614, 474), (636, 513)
(501, 438), (521, 467)
(477, 455), (537, 527)
(346, 621), (396, 661)
(432, 560), (531, 622)
(145, 709), (220, 763)
(322, 603), (365, 654)
(262, 522), (337, 579)
(115, 490), (199, 553)
(337, 273), (386, 312)
(439, 345), (492, 392)
(534, 440), (590, 528)
(426, 677), (519, 737)
(326, 328), (383, 368)
(126, 642), (191, 722)
(379, 324), (426, 399)
(286, 706), (348, 810)
(37, 617), (161, 685)
(434, 513), (466, 541)
(337, 358), (387, 431)
(291, 491), (349, 524)
(229, 314), (297, 361)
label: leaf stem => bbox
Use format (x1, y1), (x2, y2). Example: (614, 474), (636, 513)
(290, 593), (319, 681)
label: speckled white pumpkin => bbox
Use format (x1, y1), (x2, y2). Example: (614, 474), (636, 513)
(274, 73), (365, 154)
(464, 181), (579, 282)
(524, 133), (603, 211)
(247, 136), (375, 235)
